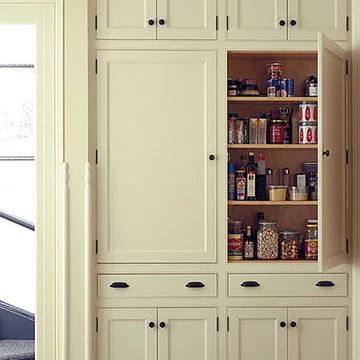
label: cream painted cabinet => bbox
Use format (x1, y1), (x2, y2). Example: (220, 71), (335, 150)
(98, 308), (217, 360)
(97, 50), (217, 263)
(97, 0), (217, 39)
(288, 308), (347, 360)
(228, 307), (347, 360)
(227, 0), (347, 41)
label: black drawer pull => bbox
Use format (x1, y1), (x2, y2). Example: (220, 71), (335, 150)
(185, 281), (205, 288)
(316, 281), (335, 287)
(241, 281), (260, 288)
(110, 282), (129, 289)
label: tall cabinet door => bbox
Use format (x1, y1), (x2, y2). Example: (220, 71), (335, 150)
(318, 34), (347, 272)
(157, 308), (217, 360)
(98, 308), (157, 360)
(228, 308), (287, 360)
(288, 0), (347, 41)
(97, 0), (157, 39)
(97, 51), (217, 263)
(227, 0), (287, 40)
(288, 308), (347, 360)
(157, 0), (217, 39)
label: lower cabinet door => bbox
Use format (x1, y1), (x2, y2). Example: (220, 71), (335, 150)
(228, 308), (287, 360)
(98, 308), (157, 360)
(288, 307), (347, 360)
(157, 308), (217, 360)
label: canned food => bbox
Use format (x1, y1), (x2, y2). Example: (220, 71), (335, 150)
(299, 102), (318, 122)
(270, 120), (285, 144)
(299, 121), (317, 144)
(228, 234), (244, 261)
(267, 79), (280, 97)
(267, 62), (283, 80)
(277, 79), (294, 97)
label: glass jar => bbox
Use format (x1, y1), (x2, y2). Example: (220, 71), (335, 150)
(304, 223), (318, 260)
(279, 231), (300, 260)
(269, 120), (285, 144)
(257, 220), (279, 259)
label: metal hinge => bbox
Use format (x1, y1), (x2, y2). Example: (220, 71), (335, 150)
(95, 15), (98, 30)
(345, 60), (349, 75)
(346, 238), (349, 254)
(227, 316), (229, 331)
(216, 16), (218, 31)
(346, 149), (349, 164)
(226, 16), (229, 31)
(346, 316), (349, 331)
(96, 239), (98, 254)
(216, 317), (219, 331)
(96, 149), (98, 164)
(346, 16), (349, 31)
(96, 317), (99, 332)
(95, 59), (98, 74)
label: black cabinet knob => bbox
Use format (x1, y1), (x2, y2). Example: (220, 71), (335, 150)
(241, 281), (260, 288)
(290, 19), (297, 26)
(159, 18), (166, 26)
(110, 282), (129, 289)
(185, 281), (205, 288)
(280, 321), (287, 328)
(279, 20), (286, 26)
(148, 19), (155, 26)
(323, 150), (330, 157)
(209, 154), (216, 161)
(148, 321), (156, 328)
(159, 321), (166, 328)
(316, 281), (335, 287)
(290, 321), (297, 328)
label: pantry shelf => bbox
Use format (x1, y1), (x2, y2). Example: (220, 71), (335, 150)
(228, 144), (318, 149)
(227, 260), (318, 264)
(228, 201), (318, 206)
(228, 96), (318, 103)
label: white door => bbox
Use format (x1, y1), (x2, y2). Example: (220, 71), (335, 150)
(98, 308), (157, 360)
(97, 0), (157, 39)
(288, 308), (347, 360)
(227, 0), (287, 40)
(228, 308), (287, 360)
(157, 0), (217, 39)
(97, 51), (217, 263)
(157, 308), (217, 360)
(318, 34), (347, 271)
(288, 0), (347, 40)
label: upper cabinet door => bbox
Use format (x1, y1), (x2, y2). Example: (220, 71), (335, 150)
(97, 51), (217, 263)
(157, 308), (217, 360)
(288, 0), (347, 41)
(97, 0), (157, 39)
(227, 0), (287, 40)
(318, 34), (347, 272)
(157, 0), (217, 39)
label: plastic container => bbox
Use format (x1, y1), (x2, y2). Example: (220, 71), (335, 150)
(302, 162), (318, 173)
(268, 185), (288, 201)
(279, 231), (300, 260)
(257, 220), (279, 260)
(288, 186), (308, 201)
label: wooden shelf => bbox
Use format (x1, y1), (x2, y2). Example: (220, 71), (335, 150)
(228, 96), (318, 103)
(228, 144), (317, 149)
(228, 260), (317, 264)
(228, 201), (318, 206)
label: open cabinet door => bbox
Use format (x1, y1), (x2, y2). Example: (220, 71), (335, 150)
(318, 33), (347, 272)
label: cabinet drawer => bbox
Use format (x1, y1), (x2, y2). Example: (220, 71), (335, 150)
(98, 274), (217, 298)
(228, 274), (347, 297)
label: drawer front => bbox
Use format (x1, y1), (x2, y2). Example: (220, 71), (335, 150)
(98, 274), (217, 298)
(228, 274), (347, 297)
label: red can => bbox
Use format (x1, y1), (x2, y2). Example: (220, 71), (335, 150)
(228, 234), (244, 261)
(299, 121), (317, 144)
(299, 102), (318, 122)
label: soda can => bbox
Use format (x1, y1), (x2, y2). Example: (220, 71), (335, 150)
(283, 79), (294, 97)
(267, 79), (280, 97)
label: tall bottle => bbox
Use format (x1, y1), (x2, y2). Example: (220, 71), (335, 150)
(256, 153), (267, 200)
(244, 225), (255, 260)
(246, 152), (257, 200)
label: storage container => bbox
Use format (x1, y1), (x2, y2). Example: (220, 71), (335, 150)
(257, 220), (279, 260)
(279, 231), (301, 260)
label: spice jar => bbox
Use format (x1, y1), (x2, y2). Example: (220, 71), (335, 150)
(279, 231), (300, 260)
(269, 120), (285, 144)
(304, 222), (318, 260)
(257, 220), (279, 259)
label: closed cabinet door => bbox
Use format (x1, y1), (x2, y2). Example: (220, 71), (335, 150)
(97, 51), (217, 263)
(288, 0), (347, 40)
(288, 308), (347, 360)
(157, 0), (217, 39)
(228, 308), (287, 360)
(97, 0), (157, 39)
(158, 308), (217, 360)
(98, 308), (157, 360)
(227, 0), (287, 40)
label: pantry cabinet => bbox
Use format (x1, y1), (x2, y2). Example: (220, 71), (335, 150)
(228, 307), (347, 360)
(227, 0), (347, 41)
(97, 0), (217, 39)
(96, 50), (217, 263)
(98, 308), (217, 360)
